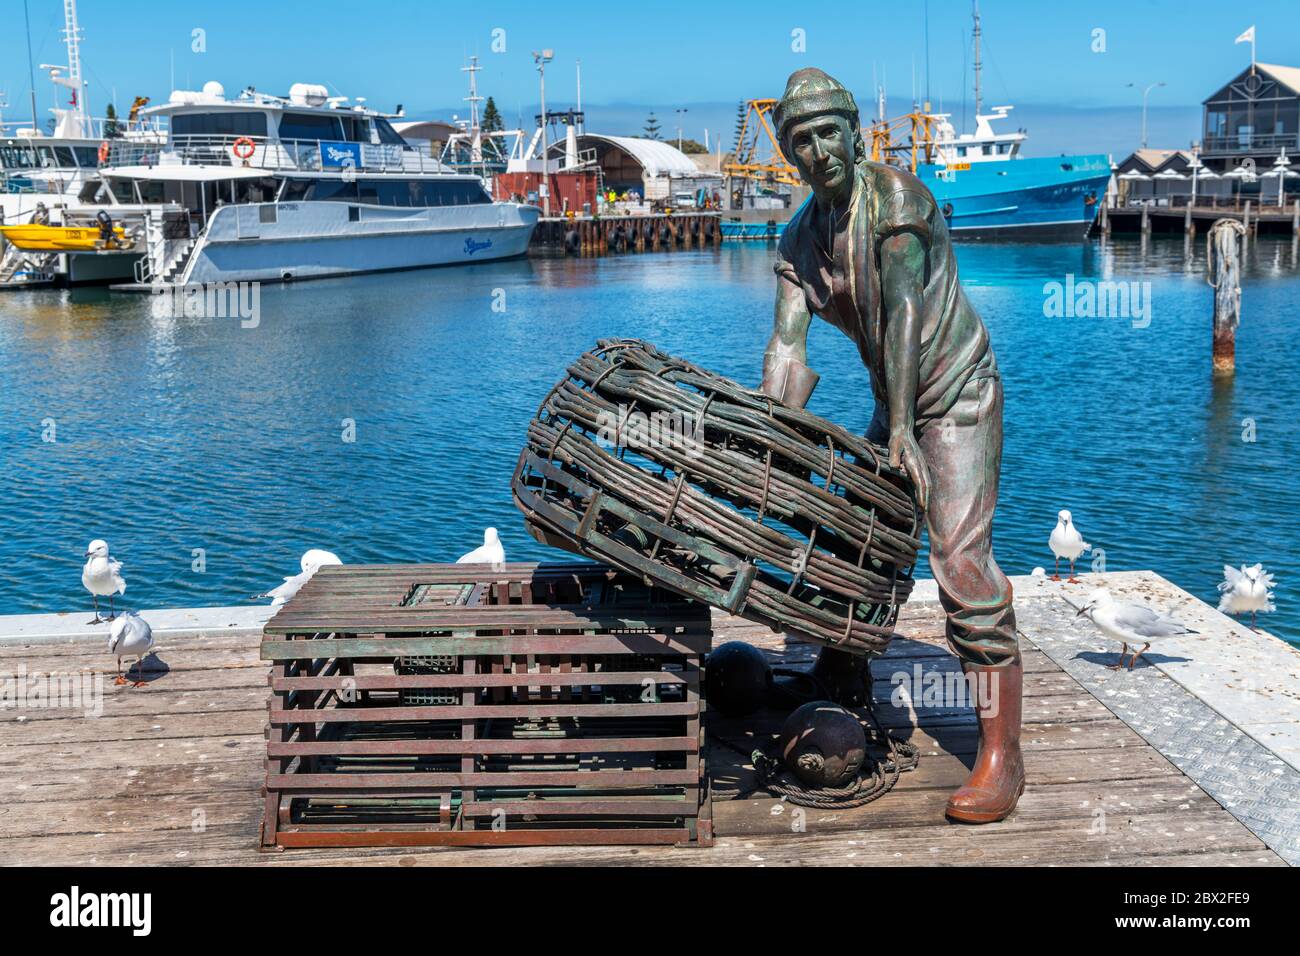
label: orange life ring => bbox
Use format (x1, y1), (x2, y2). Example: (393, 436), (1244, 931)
(97, 141), (110, 164)
(232, 137), (256, 160)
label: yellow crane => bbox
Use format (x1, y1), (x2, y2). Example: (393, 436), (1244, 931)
(726, 97), (942, 183)
(724, 99), (799, 186)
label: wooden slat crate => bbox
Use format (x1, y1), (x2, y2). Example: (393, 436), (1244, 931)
(260, 561), (713, 849)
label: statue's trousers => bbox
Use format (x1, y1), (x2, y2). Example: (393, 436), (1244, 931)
(869, 360), (1019, 666)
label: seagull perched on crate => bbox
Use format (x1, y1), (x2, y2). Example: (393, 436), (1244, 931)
(457, 527), (506, 566)
(108, 611), (155, 687)
(82, 539), (126, 624)
(256, 549), (342, 607)
(1218, 564), (1276, 630)
(1049, 510), (1090, 583)
(1075, 587), (1196, 671)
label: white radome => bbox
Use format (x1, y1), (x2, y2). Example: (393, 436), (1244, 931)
(457, 528), (506, 566)
(1075, 587), (1196, 670)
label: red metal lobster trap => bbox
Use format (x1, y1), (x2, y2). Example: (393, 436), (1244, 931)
(260, 561), (712, 849)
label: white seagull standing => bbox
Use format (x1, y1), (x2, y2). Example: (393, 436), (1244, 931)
(1217, 564), (1276, 630)
(258, 549), (343, 607)
(108, 611), (155, 687)
(1049, 510), (1090, 583)
(82, 539), (126, 624)
(1076, 587), (1197, 671)
(457, 527), (506, 566)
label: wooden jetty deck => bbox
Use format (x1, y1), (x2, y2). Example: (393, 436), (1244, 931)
(1099, 199), (1300, 236)
(0, 572), (1294, 866)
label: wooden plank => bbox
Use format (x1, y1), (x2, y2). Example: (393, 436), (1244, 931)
(267, 769), (699, 789)
(270, 670), (689, 691)
(267, 701), (699, 723)
(260, 633), (710, 658)
(269, 736), (698, 757)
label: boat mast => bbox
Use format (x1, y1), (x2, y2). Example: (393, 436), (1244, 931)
(462, 55), (483, 164)
(972, 0), (983, 118)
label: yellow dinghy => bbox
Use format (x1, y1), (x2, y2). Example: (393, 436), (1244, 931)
(0, 224), (128, 251)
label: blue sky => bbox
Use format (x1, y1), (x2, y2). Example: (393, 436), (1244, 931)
(3, 0), (1296, 157)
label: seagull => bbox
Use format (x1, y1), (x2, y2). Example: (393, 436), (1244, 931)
(82, 539), (126, 624)
(1218, 563), (1276, 629)
(1075, 587), (1197, 671)
(108, 611), (155, 687)
(457, 527), (506, 566)
(1049, 510), (1090, 583)
(257, 549), (343, 607)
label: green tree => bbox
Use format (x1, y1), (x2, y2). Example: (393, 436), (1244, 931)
(643, 112), (662, 140)
(733, 100), (748, 151)
(676, 139), (708, 154)
(103, 103), (120, 138)
(481, 96), (503, 133)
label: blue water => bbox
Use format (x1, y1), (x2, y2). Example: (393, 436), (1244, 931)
(1, 237), (1297, 644)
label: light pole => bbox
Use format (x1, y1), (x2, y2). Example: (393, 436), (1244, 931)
(1127, 81), (1165, 149)
(675, 107), (688, 152)
(533, 49), (553, 217)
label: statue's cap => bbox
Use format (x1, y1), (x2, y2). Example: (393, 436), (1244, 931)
(773, 68), (859, 146)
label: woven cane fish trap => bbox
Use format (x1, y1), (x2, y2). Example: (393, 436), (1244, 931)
(512, 339), (922, 656)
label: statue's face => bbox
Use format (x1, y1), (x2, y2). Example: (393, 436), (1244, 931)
(787, 114), (855, 200)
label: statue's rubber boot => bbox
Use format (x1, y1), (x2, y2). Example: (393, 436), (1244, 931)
(945, 656), (1024, 824)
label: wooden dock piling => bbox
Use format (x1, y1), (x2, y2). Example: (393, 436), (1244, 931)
(529, 212), (722, 258)
(1206, 218), (1246, 377)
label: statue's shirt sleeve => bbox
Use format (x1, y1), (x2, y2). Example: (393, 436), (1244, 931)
(871, 179), (993, 422)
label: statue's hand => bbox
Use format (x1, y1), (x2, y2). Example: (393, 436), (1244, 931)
(888, 430), (930, 513)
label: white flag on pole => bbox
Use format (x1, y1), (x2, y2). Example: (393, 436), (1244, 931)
(1235, 25), (1255, 44)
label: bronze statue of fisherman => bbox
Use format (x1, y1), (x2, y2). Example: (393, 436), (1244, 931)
(760, 68), (1023, 823)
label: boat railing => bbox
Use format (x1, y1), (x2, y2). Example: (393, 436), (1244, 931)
(0, 117), (166, 140)
(105, 135), (454, 177)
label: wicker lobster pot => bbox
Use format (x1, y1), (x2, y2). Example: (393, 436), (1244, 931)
(513, 339), (922, 656)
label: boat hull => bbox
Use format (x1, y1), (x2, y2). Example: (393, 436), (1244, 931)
(918, 154), (1111, 240)
(182, 201), (540, 284)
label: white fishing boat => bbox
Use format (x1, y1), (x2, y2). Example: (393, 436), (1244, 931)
(94, 79), (538, 287)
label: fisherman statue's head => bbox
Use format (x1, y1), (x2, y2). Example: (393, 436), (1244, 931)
(774, 68), (864, 207)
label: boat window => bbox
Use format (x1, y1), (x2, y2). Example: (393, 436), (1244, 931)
(73, 146), (100, 166)
(0, 144), (38, 169)
(373, 118), (408, 146)
(136, 180), (168, 204)
(53, 146), (76, 166)
(339, 116), (370, 142)
(305, 179), (359, 201)
(105, 178), (136, 203)
(172, 112), (268, 137)
(279, 112), (343, 142)
(281, 179), (311, 201)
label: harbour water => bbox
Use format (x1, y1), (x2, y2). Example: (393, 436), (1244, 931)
(1, 237), (1297, 644)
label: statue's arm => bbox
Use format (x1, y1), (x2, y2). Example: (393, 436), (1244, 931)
(880, 232), (931, 510)
(760, 270), (818, 408)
